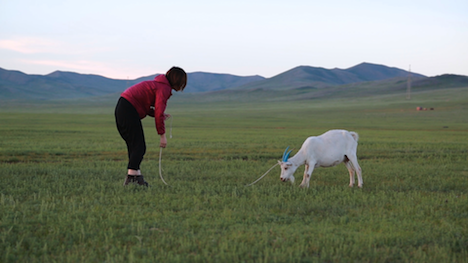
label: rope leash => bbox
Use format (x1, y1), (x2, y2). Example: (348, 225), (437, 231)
(168, 115), (173, 139)
(245, 163), (279, 187)
(155, 115), (173, 186)
(159, 115), (278, 187)
(158, 147), (170, 186)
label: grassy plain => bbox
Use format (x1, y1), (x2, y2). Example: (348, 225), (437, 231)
(1, 87), (468, 262)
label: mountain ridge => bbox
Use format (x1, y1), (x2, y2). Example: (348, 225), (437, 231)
(1, 62), (459, 101)
(229, 62), (426, 91)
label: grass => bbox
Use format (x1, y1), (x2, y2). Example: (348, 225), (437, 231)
(1, 87), (468, 262)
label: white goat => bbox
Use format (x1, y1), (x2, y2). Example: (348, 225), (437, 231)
(279, 129), (363, 188)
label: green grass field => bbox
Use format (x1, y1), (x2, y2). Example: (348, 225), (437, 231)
(1, 87), (468, 262)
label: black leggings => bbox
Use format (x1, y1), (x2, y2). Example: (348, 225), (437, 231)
(115, 97), (146, 170)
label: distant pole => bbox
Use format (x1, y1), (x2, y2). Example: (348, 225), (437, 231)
(406, 65), (411, 100)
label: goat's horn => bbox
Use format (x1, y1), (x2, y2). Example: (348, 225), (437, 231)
(285, 150), (292, 161)
(282, 146), (292, 162)
(282, 146), (289, 160)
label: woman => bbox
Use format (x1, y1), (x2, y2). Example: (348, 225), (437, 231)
(115, 66), (187, 186)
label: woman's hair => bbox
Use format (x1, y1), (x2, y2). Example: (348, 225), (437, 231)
(166, 67), (187, 91)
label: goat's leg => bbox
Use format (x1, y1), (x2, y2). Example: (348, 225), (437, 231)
(348, 154), (363, 188)
(345, 161), (355, 187)
(300, 164), (309, 187)
(300, 163), (314, 188)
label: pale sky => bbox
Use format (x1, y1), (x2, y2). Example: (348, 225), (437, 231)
(1, 0), (467, 79)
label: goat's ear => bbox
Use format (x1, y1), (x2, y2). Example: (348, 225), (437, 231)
(277, 160), (282, 165)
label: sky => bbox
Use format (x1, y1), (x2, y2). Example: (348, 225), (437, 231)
(0, 0), (467, 80)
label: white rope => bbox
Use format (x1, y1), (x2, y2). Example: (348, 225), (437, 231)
(168, 116), (173, 139)
(159, 147), (170, 186)
(245, 163), (279, 187)
(155, 115), (173, 186)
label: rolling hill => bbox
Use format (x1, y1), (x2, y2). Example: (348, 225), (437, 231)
(2, 62), (465, 103)
(0, 69), (128, 100)
(133, 72), (265, 93)
(0, 68), (265, 100)
(171, 73), (468, 103)
(229, 62), (426, 91)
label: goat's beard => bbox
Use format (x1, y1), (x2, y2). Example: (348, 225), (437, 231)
(289, 176), (295, 183)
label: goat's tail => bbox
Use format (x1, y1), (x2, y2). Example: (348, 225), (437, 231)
(349, 131), (359, 142)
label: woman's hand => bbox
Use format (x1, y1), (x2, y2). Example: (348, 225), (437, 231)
(164, 113), (171, 120)
(160, 134), (167, 148)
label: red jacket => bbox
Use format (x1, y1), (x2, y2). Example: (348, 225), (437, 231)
(121, 74), (172, 135)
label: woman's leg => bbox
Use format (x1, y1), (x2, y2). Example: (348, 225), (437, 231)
(115, 97), (148, 186)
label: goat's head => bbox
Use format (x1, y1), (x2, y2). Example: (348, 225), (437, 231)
(279, 146), (295, 183)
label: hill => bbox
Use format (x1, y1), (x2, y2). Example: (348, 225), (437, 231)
(0, 68), (265, 100)
(230, 62), (426, 91)
(0, 69), (128, 100)
(172, 74), (468, 103)
(1, 63), (458, 102)
(132, 72), (265, 93)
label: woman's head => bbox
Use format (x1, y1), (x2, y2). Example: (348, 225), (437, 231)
(166, 67), (187, 92)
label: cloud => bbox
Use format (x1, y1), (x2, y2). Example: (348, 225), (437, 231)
(0, 37), (113, 55)
(24, 59), (106, 71)
(0, 37), (62, 54)
(22, 59), (121, 77)
(20, 59), (154, 79)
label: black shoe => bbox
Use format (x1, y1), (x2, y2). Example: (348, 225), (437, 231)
(123, 175), (148, 187)
(135, 175), (149, 187)
(123, 175), (137, 186)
